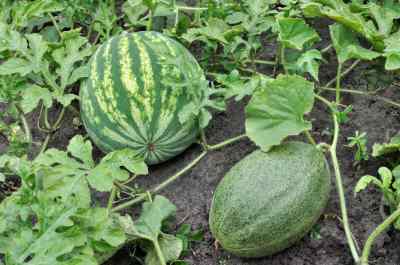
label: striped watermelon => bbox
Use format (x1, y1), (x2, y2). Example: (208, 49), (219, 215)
(80, 31), (205, 165)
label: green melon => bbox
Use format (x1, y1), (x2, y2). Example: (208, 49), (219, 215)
(80, 31), (205, 165)
(209, 141), (331, 258)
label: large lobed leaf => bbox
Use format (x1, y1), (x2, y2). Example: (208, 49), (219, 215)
(329, 23), (380, 64)
(277, 17), (320, 51)
(245, 75), (315, 152)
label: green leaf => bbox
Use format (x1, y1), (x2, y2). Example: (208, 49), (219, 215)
(102, 148), (148, 176)
(277, 17), (320, 50)
(379, 167), (393, 189)
(183, 18), (230, 44)
(56, 93), (79, 107)
(296, 49), (322, 81)
(119, 196), (181, 265)
(393, 165), (400, 179)
(26, 33), (48, 72)
(130, 195), (176, 241)
(145, 234), (183, 265)
(329, 23), (381, 64)
(20, 84), (52, 113)
(87, 148), (147, 192)
(245, 75), (315, 151)
(0, 58), (33, 76)
(354, 175), (382, 194)
(301, 0), (385, 51)
(67, 135), (94, 168)
(122, 0), (149, 27)
(11, 0), (63, 30)
(68, 65), (90, 85)
(372, 134), (400, 157)
(383, 31), (400, 70)
(52, 30), (92, 89)
(215, 71), (272, 101)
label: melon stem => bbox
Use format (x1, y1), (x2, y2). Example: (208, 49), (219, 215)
(316, 95), (360, 263)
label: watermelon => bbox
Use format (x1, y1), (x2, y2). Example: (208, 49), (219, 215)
(209, 141), (331, 257)
(80, 31), (206, 165)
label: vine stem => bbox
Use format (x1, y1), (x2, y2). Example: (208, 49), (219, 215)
(304, 131), (316, 146)
(147, 10), (153, 31)
(48, 13), (63, 40)
(245, 59), (276, 66)
(107, 185), (117, 212)
(324, 60), (361, 89)
(175, 5), (208, 11)
(154, 240), (167, 265)
(361, 207), (400, 265)
(321, 44), (333, 54)
(112, 134), (247, 212)
(320, 87), (400, 109)
(38, 107), (66, 154)
(39, 134), (51, 155)
(335, 63), (343, 104)
(207, 134), (246, 150)
(16, 105), (32, 146)
(315, 95), (360, 263)
(280, 44), (288, 74)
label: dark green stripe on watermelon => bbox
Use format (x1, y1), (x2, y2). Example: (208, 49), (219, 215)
(209, 142), (331, 258)
(80, 31), (204, 165)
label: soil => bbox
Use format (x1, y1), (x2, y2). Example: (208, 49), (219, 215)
(2, 17), (400, 265)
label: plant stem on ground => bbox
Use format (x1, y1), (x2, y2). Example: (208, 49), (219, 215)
(320, 87), (400, 109)
(304, 131), (316, 146)
(321, 44), (332, 54)
(360, 206), (400, 265)
(315, 95), (360, 263)
(207, 134), (246, 150)
(112, 134), (247, 212)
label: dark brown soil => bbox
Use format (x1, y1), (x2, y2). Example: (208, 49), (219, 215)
(2, 20), (400, 265)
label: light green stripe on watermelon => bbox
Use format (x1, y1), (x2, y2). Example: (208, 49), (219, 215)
(80, 31), (205, 164)
(117, 34), (146, 137)
(87, 38), (146, 148)
(131, 34), (155, 122)
(112, 34), (148, 143)
(139, 32), (187, 143)
(143, 32), (179, 141)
